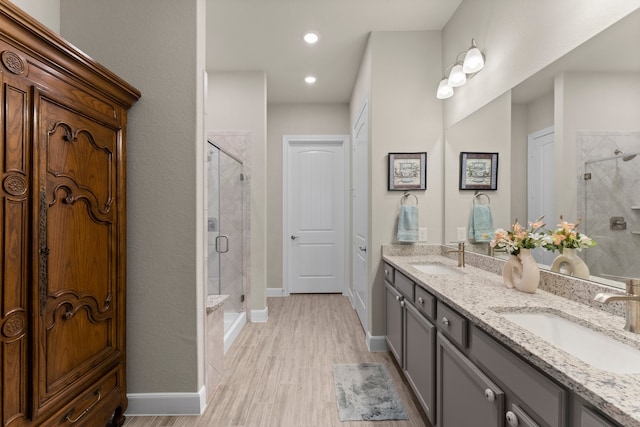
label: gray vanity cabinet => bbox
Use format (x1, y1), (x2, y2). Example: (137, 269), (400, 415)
(579, 407), (618, 427)
(385, 282), (404, 365)
(437, 332), (505, 427)
(383, 260), (625, 427)
(404, 301), (436, 425)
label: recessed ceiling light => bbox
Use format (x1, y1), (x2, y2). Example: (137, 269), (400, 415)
(305, 76), (317, 84)
(303, 32), (319, 44)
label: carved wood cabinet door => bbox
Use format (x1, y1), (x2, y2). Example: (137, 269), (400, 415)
(32, 89), (127, 424)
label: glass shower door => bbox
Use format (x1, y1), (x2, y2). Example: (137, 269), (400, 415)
(207, 142), (244, 332)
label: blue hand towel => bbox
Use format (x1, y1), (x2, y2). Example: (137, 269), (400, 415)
(397, 205), (419, 242)
(468, 204), (495, 242)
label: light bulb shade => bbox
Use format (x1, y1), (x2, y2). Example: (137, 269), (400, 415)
(448, 64), (466, 87)
(463, 47), (484, 74)
(436, 78), (453, 99)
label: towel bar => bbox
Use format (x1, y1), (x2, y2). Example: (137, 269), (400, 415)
(401, 191), (419, 205)
(473, 192), (490, 205)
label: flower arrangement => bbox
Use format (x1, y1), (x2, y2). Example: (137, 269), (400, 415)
(541, 215), (596, 253)
(490, 217), (546, 256)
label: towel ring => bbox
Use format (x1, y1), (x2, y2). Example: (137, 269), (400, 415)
(401, 191), (418, 206)
(473, 192), (490, 205)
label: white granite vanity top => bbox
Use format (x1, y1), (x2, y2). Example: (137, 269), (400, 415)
(383, 247), (640, 427)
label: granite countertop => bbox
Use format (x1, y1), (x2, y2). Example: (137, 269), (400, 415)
(206, 294), (228, 314)
(383, 249), (640, 427)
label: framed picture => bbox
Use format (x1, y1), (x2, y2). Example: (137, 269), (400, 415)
(459, 152), (498, 190)
(388, 152), (427, 191)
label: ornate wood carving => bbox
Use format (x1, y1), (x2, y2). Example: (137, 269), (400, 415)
(3, 173), (27, 196)
(1, 310), (26, 339)
(1, 50), (25, 75)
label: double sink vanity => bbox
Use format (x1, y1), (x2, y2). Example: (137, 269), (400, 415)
(383, 244), (640, 427)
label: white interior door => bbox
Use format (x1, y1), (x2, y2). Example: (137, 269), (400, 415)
(528, 127), (555, 265)
(352, 101), (369, 331)
(284, 136), (347, 294)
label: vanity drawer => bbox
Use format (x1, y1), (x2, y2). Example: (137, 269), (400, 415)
(436, 300), (467, 348)
(414, 285), (435, 320)
(394, 270), (414, 300)
(383, 263), (394, 284)
(470, 326), (567, 427)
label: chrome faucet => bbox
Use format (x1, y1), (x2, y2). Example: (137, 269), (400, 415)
(446, 242), (465, 267)
(594, 278), (640, 333)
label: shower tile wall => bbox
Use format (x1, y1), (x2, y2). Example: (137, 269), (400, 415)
(577, 131), (640, 280)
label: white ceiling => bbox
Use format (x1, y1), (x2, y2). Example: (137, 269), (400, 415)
(206, 0), (463, 104)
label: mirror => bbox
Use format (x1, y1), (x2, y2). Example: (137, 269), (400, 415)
(444, 8), (640, 289)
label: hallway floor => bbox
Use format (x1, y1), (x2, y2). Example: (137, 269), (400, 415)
(123, 294), (429, 426)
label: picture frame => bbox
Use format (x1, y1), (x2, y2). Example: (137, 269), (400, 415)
(388, 152), (427, 191)
(459, 152), (498, 190)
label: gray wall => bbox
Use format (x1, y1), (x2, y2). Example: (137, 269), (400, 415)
(11, 0), (59, 32)
(60, 0), (207, 394)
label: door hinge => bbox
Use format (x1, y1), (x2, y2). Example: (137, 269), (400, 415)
(240, 294), (245, 302)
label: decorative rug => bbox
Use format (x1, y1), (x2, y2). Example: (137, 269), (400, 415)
(332, 363), (409, 421)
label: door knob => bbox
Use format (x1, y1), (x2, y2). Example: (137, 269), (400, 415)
(291, 235), (299, 240)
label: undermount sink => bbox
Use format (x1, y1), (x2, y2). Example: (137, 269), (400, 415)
(501, 312), (640, 374)
(411, 263), (462, 275)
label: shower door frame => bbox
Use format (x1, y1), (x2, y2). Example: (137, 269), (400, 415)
(207, 140), (245, 316)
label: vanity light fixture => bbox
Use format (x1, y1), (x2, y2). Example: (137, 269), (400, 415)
(436, 78), (454, 99)
(436, 38), (486, 99)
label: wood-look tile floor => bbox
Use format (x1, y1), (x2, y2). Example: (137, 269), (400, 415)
(123, 294), (430, 427)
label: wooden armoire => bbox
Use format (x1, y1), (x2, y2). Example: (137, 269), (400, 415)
(0, 2), (140, 426)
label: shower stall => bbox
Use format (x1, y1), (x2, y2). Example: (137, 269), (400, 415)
(578, 132), (640, 284)
(207, 140), (245, 349)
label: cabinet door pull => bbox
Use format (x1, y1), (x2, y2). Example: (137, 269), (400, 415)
(417, 297), (424, 304)
(442, 316), (450, 326)
(400, 300), (405, 307)
(65, 390), (102, 424)
(506, 410), (518, 426)
(484, 388), (495, 402)
(395, 295), (401, 301)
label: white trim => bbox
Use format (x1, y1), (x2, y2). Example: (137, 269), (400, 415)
(251, 306), (269, 323)
(224, 311), (247, 354)
(282, 135), (351, 295)
(266, 287), (286, 297)
(125, 386), (207, 416)
(345, 287), (355, 307)
(366, 333), (388, 352)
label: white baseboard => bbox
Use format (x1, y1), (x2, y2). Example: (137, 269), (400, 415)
(126, 386), (207, 416)
(266, 287), (286, 297)
(367, 333), (388, 352)
(345, 287), (354, 307)
(224, 311), (247, 354)
(251, 306), (269, 323)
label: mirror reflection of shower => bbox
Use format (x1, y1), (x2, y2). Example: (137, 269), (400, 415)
(614, 149), (638, 162)
(578, 132), (640, 287)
